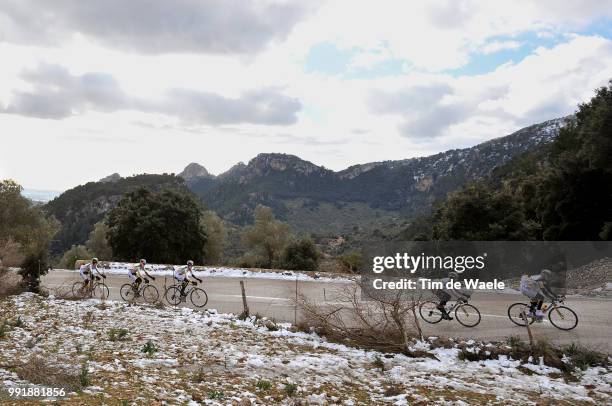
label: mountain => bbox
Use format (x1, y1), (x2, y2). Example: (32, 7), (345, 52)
(44, 174), (190, 254)
(45, 117), (567, 254)
(99, 173), (122, 183)
(178, 163), (214, 184)
(188, 117), (566, 233)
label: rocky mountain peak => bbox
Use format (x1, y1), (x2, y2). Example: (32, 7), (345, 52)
(179, 163), (214, 182)
(99, 173), (122, 183)
(247, 153), (327, 176)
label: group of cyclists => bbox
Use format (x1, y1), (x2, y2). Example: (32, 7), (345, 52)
(434, 268), (560, 322)
(79, 257), (201, 300)
(79, 258), (565, 325)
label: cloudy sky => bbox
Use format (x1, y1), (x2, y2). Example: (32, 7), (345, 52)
(1, 0), (612, 191)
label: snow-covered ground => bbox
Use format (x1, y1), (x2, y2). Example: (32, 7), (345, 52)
(68, 262), (354, 283)
(0, 293), (609, 405)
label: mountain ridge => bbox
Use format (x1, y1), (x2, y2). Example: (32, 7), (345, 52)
(44, 116), (569, 252)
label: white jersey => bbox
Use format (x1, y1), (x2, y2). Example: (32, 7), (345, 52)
(174, 266), (194, 281)
(79, 263), (99, 279)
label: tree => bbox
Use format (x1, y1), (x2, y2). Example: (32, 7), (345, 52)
(432, 182), (539, 240)
(339, 251), (364, 273)
(106, 188), (207, 263)
(281, 238), (319, 272)
(536, 81), (612, 240)
(200, 211), (227, 265)
(86, 221), (113, 260)
(0, 180), (59, 292)
(58, 245), (93, 270)
(241, 205), (292, 268)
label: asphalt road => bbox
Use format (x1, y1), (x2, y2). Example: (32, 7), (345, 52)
(42, 270), (612, 352)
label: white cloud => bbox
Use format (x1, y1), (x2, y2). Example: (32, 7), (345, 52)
(1, 1), (612, 190)
(1, 63), (301, 125)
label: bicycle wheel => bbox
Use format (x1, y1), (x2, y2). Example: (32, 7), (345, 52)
(419, 301), (444, 324)
(120, 283), (135, 301)
(94, 283), (110, 300)
(548, 305), (578, 331)
(142, 285), (159, 303)
(165, 286), (182, 306)
(507, 303), (535, 327)
(72, 281), (85, 297)
(455, 303), (481, 327)
(190, 287), (208, 308)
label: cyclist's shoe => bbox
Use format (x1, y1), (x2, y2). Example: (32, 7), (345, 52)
(535, 310), (545, 322)
(441, 313), (453, 320)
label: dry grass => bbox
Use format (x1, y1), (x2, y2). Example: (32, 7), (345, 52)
(14, 356), (88, 393)
(298, 281), (426, 354)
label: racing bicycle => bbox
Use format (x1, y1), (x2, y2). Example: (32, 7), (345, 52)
(72, 275), (109, 300)
(164, 281), (208, 308)
(419, 298), (482, 327)
(507, 297), (578, 331)
(119, 278), (159, 304)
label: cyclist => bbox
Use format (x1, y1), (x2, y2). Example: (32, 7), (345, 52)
(435, 271), (473, 320)
(174, 260), (202, 300)
(520, 269), (557, 322)
(128, 258), (156, 296)
(79, 258), (105, 290)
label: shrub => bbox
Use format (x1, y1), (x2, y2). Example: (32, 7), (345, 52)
(0, 320), (9, 339)
(373, 355), (385, 372)
(280, 238), (319, 272)
(108, 328), (129, 342)
(256, 380), (272, 390)
(79, 362), (91, 387)
(208, 390), (224, 399)
(339, 251), (363, 273)
(563, 343), (609, 370)
(192, 367), (206, 383)
(142, 340), (157, 356)
(283, 383), (297, 396)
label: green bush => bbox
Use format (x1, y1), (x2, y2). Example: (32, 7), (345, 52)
(256, 380), (272, 390)
(281, 238), (319, 272)
(141, 340), (157, 356)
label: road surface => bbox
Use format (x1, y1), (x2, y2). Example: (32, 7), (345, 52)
(42, 270), (612, 352)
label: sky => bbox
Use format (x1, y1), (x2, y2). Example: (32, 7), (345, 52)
(1, 0), (612, 191)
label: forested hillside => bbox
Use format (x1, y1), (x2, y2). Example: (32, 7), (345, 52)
(44, 174), (190, 254)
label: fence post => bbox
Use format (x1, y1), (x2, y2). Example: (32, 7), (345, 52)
(294, 275), (298, 325)
(240, 280), (249, 318)
(521, 310), (534, 348)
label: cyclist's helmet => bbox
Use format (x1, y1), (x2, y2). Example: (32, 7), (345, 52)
(540, 269), (552, 280)
(448, 271), (459, 279)
(140, 258), (147, 266)
(187, 260), (194, 267)
(92, 257), (99, 264)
